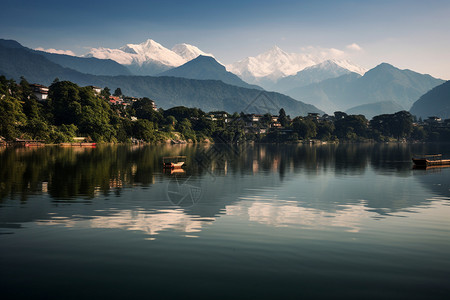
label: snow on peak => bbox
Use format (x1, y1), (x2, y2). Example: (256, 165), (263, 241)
(226, 46), (367, 82)
(117, 39), (185, 66)
(85, 39), (185, 67)
(227, 46), (321, 80)
(329, 59), (366, 75)
(172, 43), (214, 61)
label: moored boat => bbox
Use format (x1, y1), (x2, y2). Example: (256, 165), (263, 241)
(14, 139), (45, 147)
(412, 154), (450, 167)
(163, 156), (186, 169)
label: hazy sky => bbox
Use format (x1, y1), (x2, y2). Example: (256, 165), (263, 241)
(1, 0), (449, 79)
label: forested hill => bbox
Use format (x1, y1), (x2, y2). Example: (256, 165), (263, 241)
(410, 81), (450, 119)
(92, 75), (322, 115)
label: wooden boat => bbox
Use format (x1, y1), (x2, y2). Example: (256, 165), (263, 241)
(60, 142), (96, 147)
(163, 156), (186, 169)
(412, 154), (450, 167)
(14, 139), (45, 147)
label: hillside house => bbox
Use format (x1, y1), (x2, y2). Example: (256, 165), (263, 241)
(30, 84), (49, 101)
(307, 113), (320, 120)
(109, 96), (122, 105)
(88, 86), (102, 94)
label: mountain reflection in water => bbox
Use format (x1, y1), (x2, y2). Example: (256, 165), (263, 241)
(1, 143), (450, 239)
(2, 144), (450, 300)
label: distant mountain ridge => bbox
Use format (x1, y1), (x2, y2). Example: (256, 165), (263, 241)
(85, 39), (213, 75)
(271, 60), (354, 92)
(345, 101), (404, 120)
(157, 55), (262, 90)
(0, 39), (132, 76)
(226, 46), (366, 88)
(286, 63), (444, 114)
(0, 39), (321, 116)
(410, 81), (450, 119)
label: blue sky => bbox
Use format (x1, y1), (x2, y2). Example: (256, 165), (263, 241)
(1, 0), (449, 78)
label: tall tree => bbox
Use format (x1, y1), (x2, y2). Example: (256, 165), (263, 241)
(113, 88), (122, 97)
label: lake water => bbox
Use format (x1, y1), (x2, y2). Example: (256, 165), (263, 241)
(1, 143), (450, 299)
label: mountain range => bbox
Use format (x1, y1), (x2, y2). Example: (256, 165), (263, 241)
(157, 55), (262, 90)
(285, 63), (444, 114)
(270, 60), (355, 92)
(0, 39), (320, 116)
(85, 39), (213, 75)
(1, 37), (448, 120)
(226, 46), (366, 88)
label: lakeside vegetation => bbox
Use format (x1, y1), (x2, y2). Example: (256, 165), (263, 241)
(1, 76), (449, 144)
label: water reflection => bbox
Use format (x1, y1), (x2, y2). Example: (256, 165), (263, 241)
(1, 143), (450, 238)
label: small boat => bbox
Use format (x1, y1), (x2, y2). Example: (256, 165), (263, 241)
(412, 154), (450, 167)
(60, 136), (96, 147)
(163, 156), (186, 169)
(14, 139), (45, 147)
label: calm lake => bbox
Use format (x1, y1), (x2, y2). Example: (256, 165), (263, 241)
(1, 143), (450, 299)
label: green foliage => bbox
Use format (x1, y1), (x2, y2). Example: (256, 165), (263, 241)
(113, 87), (122, 97)
(0, 76), (447, 144)
(177, 118), (196, 141)
(0, 76), (27, 140)
(133, 119), (156, 142)
(101, 87), (111, 98)
(133, 97), (162, 123)
(163, 106), (205, 121)
(335, 115), (368, 140)
(370, 111), (413, 140)
(292, 117), (317, 140)
(278, 108), (289, 127)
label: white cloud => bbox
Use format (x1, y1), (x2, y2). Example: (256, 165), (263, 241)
(35, 47), (76, 56)
(346, 43), (363, 51)
(300, 46), (346, 60)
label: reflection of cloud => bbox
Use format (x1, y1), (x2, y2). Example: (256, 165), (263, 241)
(227, 197), (372, 232)
(35, 47), (76, 56)
(37, 209), (215, 238)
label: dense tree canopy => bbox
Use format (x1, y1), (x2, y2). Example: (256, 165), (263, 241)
(0, 76), (447, 144)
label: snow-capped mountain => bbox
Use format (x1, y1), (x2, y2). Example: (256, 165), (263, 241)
(118, 39), (185, 66)
(226, 46), (366, 88)
(227, 46), (320, 80)
(330, 59), (366, 75)
(273, 59), (358, 93)
(172, 43), (213, 61)
(84, 39), (210, 75)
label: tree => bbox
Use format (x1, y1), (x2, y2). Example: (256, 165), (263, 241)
(0, 92), (26, 140)
(391, 111), (413, 140)
(49, 81), (82, 125)
(335, 115), (368, 140)
(292, 117), (317, 140)
(278, 108), (289, 127)
(113, 88), (122, 97)
(370, 111), (413, 140)
(177, 118), (196, 141)
(317, 120), (335, 140)
(133, 119), (156, 142)
(101, 87), (111, 98)
(133, 98), (163, 123)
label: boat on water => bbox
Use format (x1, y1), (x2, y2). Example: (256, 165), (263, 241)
(163, 156), (186, 169)
(60, 142), (97, 147)
(14, 139), (45, 147)
(412, 154), (450, 167)
(60, 137), (96, 147)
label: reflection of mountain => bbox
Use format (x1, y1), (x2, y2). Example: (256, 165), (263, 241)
(414, 168), (450, 199)
(1, 144), (449, 239)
